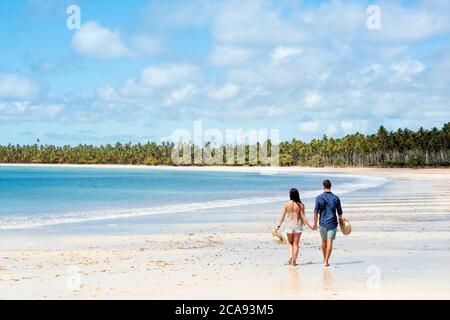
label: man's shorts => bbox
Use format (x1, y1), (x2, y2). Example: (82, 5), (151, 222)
(320, 226), (337, 240)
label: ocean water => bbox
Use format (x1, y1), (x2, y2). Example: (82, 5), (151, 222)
(0, 166), (388, 231)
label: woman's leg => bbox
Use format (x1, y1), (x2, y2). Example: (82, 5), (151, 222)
(286, 233), (294, 264)
(292, 232), (302, 265)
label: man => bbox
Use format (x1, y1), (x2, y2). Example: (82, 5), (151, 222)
(313, 179), (344, 267)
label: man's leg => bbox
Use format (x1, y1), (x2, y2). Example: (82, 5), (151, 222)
(324, 238), (333, 267)
(319, 226), (327, 263)
(321, 240), (327, 262)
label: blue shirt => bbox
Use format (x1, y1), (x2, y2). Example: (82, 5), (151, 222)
(314, 192), (343, 229)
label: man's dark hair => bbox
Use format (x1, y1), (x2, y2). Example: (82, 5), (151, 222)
(323, 179), (332, 189)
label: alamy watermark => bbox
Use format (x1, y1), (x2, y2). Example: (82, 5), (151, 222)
(366, 5), (381, 30)
(65, 4), (380, 32)
(366, 265), (381, 289)
(165, 121), (280, 167)
(66, 265), (82, 291)
(66, 4), (81, 30)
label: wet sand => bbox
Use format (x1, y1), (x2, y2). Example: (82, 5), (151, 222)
(0, 167), (449, 299)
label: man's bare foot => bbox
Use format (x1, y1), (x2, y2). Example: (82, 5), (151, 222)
(324, 262), (330, 267)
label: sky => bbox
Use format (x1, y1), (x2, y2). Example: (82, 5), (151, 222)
(0, 0), (449, 146)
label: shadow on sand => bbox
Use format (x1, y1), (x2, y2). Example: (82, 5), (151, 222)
(296, 260), (364, 266)
(332, 260), (364, 266)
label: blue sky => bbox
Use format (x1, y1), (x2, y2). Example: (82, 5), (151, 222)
(0, 0), (449, 145)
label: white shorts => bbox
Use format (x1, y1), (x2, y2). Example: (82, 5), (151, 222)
(285, 226), (304, 234)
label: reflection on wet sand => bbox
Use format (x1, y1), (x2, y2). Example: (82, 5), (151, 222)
(275, 265), (302, 299)
(288, 267), (301, 296)
(323, 267), (334, 290)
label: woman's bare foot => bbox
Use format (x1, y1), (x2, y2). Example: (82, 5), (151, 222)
(291, 261), (297, 267)
(288, 257), (293, 265)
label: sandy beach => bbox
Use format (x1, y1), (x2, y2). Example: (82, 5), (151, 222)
(0, 166), (449, 299)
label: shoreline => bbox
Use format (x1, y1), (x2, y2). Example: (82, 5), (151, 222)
(1, 162), (449, 176)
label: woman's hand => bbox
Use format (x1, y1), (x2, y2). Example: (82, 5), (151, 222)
(300, 208), (315, 231)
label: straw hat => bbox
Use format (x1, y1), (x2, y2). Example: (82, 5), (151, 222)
(339, 218), (352, 235)
(271, 229), (286, 244)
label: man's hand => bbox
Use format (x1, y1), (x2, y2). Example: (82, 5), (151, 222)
(313, 224), (318, 231)
(338, 217), (344, 224)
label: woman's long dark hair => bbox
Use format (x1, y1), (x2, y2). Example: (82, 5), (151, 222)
(289, 188), (303, 207)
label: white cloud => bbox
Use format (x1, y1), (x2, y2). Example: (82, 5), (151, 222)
(362, 64), (384, 76)
(72, 22), (162, 59)
(130, 35), (162, 56)
(208, 83), (239, 100)
(325, 123), (339, 136)
(97, 80), (153, 102)
(141, 64), (200, 88)
(97, 85), (117, 102)
(340, 120), (354, 133)
(374, 3), (450, 42)
(389, 58), (426, 83)
(340, 120), (369, 134)
(0, 101), (27, 115)
(297, 121), (320, 134)
(0, 101), (63, 119)
(350, 64), (385, 87)
(164, 84), (196, 106)
(297, 120), (339, 136)
(95, 64), (201, 108)
(36, 104), (63, 118)
(349, 90), (362, 99)
(210, 45), (252, 66)
(35, 0), (450, 140)
(120, 78), (153, 98)
(270, 46), (302, 64)
(72, 21), (129, 59)
(142, 0), (216, 28)
(212, 0), (304, 45)
(0, 74), (39, 99)
(303, 91), (324, 108)
(381, 46), (408, 59)
(300, 1), (365, 35)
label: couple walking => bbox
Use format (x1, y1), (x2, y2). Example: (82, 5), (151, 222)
(275, 179), (343, 267)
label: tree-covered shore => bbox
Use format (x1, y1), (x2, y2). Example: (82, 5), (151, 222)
(1, 123), (449, 168)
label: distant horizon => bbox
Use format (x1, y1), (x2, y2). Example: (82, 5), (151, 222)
(1, 122), (448, 147)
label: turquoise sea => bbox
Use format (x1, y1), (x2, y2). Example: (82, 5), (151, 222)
(0, 166), (388, 232)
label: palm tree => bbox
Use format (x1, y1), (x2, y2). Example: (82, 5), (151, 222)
(0, 123), (449, 167)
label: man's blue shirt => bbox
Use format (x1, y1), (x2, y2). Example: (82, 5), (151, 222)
(314, 192), (343, 229)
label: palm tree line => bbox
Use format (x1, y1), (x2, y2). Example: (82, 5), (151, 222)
(1, 123), (449, 167)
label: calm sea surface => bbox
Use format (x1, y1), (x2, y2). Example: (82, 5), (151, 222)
(0, 166), (388, 230)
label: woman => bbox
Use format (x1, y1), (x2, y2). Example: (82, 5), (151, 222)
(276, 188), (315, 266)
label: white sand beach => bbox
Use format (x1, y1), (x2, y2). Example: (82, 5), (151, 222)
(0, 166), (449, 299)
